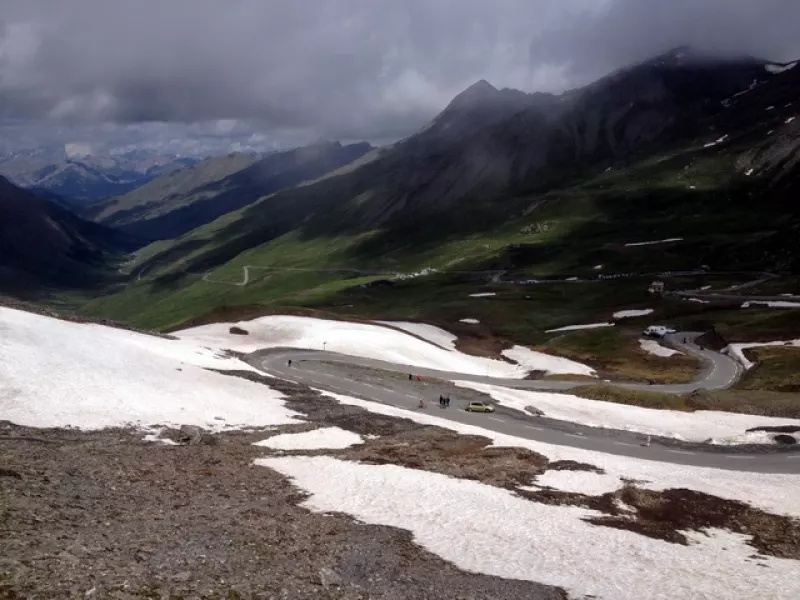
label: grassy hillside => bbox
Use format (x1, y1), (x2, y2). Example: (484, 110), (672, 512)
(74, 57), (800, 386)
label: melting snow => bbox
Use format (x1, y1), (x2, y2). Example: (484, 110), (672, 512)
(787, 116), (796, 124)
(766, 62), (797, 74)
(501, 346), (596, 377)
(742, 300), (800, 308)
(725, 340), (800, 370)
(524, 469), (624, 496)
(376, 321), (456, 349)
(177, 315), (593, 378)
(639, 339), (682, 357)
(469, 292), (497, 298)
(546, 322), (614, 333)
(745, 168), (754, 176)
(260, 456), (800, 600)
(317, 389), (800, 517)
(613, 309), (653, 319)
(685, 297), (711, 304)
(459, 318), (480, 324)
(710, 431), (787, 446)
(254, 427), (363, 450)
(450, 381), (800, 444)
(0, 307), (300, 431)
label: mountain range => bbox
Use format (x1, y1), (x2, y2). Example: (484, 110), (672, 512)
(1, 48), (799, 327)
(0, 147), (199, 205)
(84, 141), (374, 242)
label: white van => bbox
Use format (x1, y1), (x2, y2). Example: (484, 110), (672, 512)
(643, 325), (676, 338)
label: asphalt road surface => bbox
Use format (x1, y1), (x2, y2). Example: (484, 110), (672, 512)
(248, 334), (799, 474)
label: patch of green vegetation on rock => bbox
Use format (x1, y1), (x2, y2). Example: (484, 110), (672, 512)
(737, 346), (800, 393)
(572, 385), (800, 419)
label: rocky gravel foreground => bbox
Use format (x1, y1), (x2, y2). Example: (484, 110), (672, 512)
(0, 416), (565, 600)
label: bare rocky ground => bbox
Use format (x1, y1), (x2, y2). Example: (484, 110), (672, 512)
(3, 374), (799, 599)
(0, 380), (567, 600)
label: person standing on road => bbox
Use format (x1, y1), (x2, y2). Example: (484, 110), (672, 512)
(288, 359), (292, 367)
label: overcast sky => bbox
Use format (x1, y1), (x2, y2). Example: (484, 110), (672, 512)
(1, 0), (799, 156)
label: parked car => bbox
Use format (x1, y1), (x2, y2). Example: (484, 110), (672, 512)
(643, 325), (677, 338)
(465, 401), (495, 413)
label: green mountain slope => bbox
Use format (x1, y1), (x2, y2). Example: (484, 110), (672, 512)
(81, 51), (800, 331)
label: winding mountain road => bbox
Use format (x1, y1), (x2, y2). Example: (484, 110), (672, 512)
(247, 334), (800, 474)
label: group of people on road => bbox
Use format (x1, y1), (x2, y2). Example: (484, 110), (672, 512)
(438, 395), (451, 408)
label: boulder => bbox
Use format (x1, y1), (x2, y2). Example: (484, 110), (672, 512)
(229, 326), (249, 335)
(525, 405), (545, 417)
(774, 434), (797, 445)
(178, 425), (203, 445)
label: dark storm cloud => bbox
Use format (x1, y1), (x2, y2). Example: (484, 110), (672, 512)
(530, 0), (800, 85)
(1, 0), (799, 150)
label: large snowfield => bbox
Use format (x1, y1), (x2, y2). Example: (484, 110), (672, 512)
(3, 306), (798, 598)
(177, 315), (594, 377)
(0, 307), (300, 430)
(261, 455), (799, 600)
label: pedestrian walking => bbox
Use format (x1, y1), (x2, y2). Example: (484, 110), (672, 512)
(445, 396), (450, 407)
(439, 395), (444, 407)
(409, 374), (412, 381)
(287, 359), (292, 367)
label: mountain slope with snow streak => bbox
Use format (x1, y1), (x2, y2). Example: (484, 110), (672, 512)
(0, 307), (300, 430)
(176, 315), (594, 377)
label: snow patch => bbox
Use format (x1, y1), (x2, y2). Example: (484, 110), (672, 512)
(459, 318), (480, 325)
(745, 168), (754, 176)
(142, 431), (179, 446)
(451, 381), (800, 444)
(593, 264), (603, 270)
(254, 427), (364, 450)
(469, 292), (497, 298)
(766, 62), (797, 74)
(0, 307), (300, 431)
(787, 116), (796, 124)
(501, 346), (596, 377)
(392, 267), (439, 280)
(725, 340), (800, 370)
(613, 309), (653, 319)
(685, 297), (711, 304)
(261, 456), (800, 600)
(546, 322), (614, 333)
(178, 315), (574, 379)
(525, 469), (624, 496)
(624, 238), (683, 247)
(742, 300), (800, 309)
(639, 339), (682, 357)
(316, 389), (800, 517)
(709, 431), (785, 446)
(376, 321), (456, 349)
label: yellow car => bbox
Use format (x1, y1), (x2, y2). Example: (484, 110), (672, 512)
(465, 401), (495, 413)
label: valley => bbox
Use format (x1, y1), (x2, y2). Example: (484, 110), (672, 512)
(2, 39), (800, 599)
